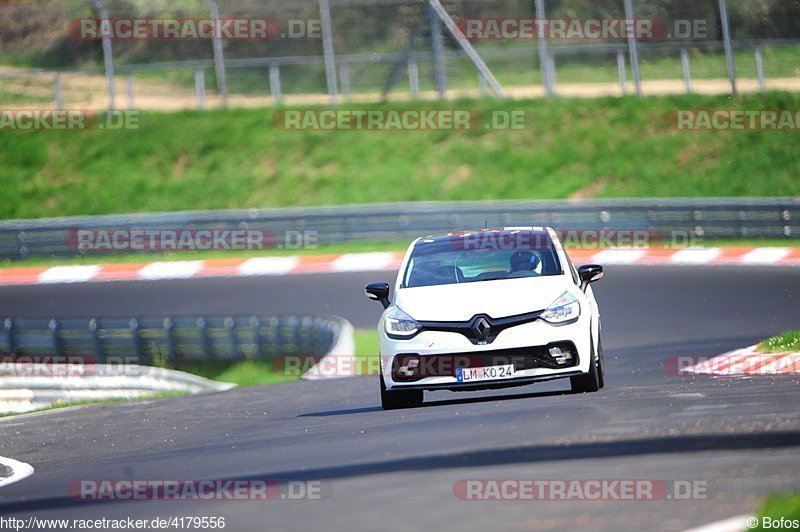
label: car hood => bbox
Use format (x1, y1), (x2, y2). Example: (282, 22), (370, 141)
(393, 276), (573, 321)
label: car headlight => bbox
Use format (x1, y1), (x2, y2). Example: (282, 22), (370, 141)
(384, 306), (420, 337)
(541, 291), (581, 323)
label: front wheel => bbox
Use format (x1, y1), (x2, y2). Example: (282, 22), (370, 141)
(570, 335), (601, 394)
(380, 374), (423, 410)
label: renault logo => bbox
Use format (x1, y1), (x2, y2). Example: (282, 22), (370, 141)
(472, 317), (492, 339)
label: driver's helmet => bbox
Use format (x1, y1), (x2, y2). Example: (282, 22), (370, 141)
(509, 250), (541, 272)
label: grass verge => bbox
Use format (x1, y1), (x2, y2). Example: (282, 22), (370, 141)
(1, 92), (799, 220)
(752, 492), (800, 530)
(759, 330), (800, 353)
(0, 391), (188, 419)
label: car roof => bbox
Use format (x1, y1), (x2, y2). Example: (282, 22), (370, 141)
(415, 227), (552, 244)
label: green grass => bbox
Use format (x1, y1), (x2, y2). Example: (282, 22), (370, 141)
(1, 92), (799, 221)
(174, 359), (297, 387)
(752, 492), (800, 530)
(759, 330), (800, 353)
(354, 328), (381, 375)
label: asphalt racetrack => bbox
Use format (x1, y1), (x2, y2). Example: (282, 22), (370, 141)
(1, 265), (799, 531)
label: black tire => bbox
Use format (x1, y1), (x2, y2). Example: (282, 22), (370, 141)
(570, 335), (601, 394)
(380, 374), (423, 410)
(597, 337), (605, 389)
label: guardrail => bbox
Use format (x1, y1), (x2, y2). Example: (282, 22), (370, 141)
(1, 198), (798, 260)
(0, 314), (349, 365)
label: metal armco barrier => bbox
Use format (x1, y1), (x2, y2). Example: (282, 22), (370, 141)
(0, 314), (347, 364)
(1, 198), (798, 260)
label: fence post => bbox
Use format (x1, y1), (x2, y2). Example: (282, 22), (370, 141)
(680, 48), (692, 93)
(616, 51), (627, 95)
(125, 73), (135, 109)
(408, 59), (420, 98)
(754, 46), (765, 91)
(339, 63), (351, 101)
(319, 0), (338, 103)
(86, 0), (115, 110)
(623, 0), (642, 98)
(535, 0), (554, 96)
(269, 64), (282, 103)
(206, 0), (228, 106)
(430, 5), (447, 99)
(718, 0), (737, 94)
(194, 70), (206, 110)
(54, 74), (64, 110)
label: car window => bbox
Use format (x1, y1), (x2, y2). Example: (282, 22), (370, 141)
(402, 232), (563, 288)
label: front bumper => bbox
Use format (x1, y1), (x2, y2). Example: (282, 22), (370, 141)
(380, 316), (592, 391)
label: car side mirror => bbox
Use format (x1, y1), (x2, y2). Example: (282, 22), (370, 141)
(365, 282), (390, 309)
(577, 264), (603, 291)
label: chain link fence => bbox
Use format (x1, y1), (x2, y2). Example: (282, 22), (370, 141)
(0, 0), (798, 110)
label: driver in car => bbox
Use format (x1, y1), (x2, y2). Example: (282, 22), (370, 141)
(509, 250), (541, 276)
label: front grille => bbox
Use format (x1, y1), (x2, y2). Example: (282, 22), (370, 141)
(391, 342), (579, 382)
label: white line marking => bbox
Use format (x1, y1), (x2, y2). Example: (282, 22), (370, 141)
(0, 455), (34, 488)
(741, 247), (790, 264)
(137, 261), (204, 280)
(670, 248), (722, 264)
(38, 265), (101, 284)
(590, 249), (647, 264)
(332, 252), (397, 272)
(682, 514), (753, 532)
(238, 256), (299, 276)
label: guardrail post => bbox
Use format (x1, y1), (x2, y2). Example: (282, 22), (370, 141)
(4, 318), (15, 355)
(89, 318), (104, 363)
(249, 316), (263, 358)
(225, 317), (240, 360)
(164, 317), (176, 365)
(49, 319), (63, 357)
(197, 317), (212, 360)
(129, 318), (143, 363)
(268, 316), (281, 357)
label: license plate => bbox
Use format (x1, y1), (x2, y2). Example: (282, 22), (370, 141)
(456, 364), (515, 383)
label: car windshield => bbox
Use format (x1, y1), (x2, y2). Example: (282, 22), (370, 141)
(402, 231), (563, 288)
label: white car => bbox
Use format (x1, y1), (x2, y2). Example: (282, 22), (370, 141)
(365, 227), (605, 410)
